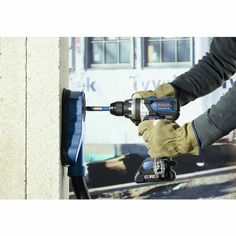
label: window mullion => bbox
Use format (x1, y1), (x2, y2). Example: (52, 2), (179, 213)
(118, 41), (120, 64)
(175, 39), (177, 62)
(103, 39), (105, 64)
(160, 40), (162, 63)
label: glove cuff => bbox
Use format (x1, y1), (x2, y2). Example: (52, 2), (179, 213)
(176, 122), (200, 156)
(188, 122), (201, 156)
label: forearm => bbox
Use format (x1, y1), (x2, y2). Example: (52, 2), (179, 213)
(171, 37), (236, 106)
(193, 81), (236, 149)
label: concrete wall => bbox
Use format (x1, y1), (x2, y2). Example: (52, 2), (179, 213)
(0, 38), (69, 199)
(0, 38), (27, 199)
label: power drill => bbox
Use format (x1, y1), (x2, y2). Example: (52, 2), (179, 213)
(86, 96), (179, 183)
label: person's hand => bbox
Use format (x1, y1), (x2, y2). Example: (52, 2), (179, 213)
(138, 119), (200, 158)
(132, 83), (175, 99)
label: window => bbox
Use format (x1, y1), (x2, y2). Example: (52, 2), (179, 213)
(144, 37), (192, 67)
(86, 37), (133, 68)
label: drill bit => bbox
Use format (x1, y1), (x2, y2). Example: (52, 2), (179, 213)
(85, 106), (110, 111)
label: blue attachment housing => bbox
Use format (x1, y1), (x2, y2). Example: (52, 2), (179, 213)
(61, 89), (86, 177)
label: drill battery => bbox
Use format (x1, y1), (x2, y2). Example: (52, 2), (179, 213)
(134, 157), (176, 183)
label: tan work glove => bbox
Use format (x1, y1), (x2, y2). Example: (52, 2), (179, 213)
(138, 119), (199, 158)
(132, 83), (175, 99)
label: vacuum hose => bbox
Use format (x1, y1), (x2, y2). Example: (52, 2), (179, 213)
(71, 176), (91, 199)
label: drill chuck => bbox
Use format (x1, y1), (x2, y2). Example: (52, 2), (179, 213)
(110, 101), (124, 116)
(110, 99), (134, 118)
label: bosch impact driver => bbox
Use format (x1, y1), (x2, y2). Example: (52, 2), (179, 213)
(86, 96), (179, 183)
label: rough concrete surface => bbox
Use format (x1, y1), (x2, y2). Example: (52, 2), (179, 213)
(0, 37), (69, 199)
(26, 38), (69, 199)
(0, 38), (27, 199)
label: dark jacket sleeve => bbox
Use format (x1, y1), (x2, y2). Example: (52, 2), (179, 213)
(171, 37), (236, 106)
(170, 37), (236, 150)
(193, 81), (236, 149)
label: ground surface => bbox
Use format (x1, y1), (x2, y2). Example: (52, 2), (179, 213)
(87, 166), (236, 199)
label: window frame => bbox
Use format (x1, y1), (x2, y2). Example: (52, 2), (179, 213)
(85, 37), (135, 70)
(142, 37), (194, 68)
